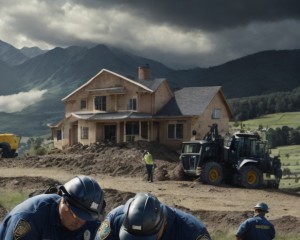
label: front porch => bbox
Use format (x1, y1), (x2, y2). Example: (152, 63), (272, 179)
(52, 112), (159, 149)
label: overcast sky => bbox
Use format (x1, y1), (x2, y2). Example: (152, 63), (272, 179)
(1, 0), (300, 68)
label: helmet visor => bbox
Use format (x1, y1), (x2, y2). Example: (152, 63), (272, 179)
(64, 195), (99, 221)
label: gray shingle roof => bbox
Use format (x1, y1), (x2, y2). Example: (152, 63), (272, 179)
(156, 86), (221, 116)
(135, 78), (166, 91)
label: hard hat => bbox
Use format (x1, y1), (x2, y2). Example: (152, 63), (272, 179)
(60, 175), (105, 221)
(254, 202), (269, 213)
(119, 193), (165, 240)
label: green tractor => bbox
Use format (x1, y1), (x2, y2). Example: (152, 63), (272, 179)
(0, 133), (21, 158)
(180, 124), (282, 189)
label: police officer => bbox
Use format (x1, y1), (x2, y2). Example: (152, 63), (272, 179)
(0, 175), (105, 240)
(96, 192), (211, 240)
(143, 150), (154, 182)
(236, 202), (275, 240)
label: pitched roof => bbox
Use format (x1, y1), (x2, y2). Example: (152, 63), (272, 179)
(156, 86), (231, 117)
(139, 78), (166, 92)
(62, 69), (166, 101)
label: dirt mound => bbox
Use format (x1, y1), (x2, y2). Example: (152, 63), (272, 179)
(0, 176), (60, 190)
(1, 141), (182, 180)
(272, 215), (300, 235)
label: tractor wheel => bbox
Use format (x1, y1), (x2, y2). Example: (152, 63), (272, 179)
(240, 165), (262, 189)
(0, 142), (12, 158)
(201, 162), (223, 186)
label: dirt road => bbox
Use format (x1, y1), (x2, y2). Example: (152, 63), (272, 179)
(1, 167), (299, 216)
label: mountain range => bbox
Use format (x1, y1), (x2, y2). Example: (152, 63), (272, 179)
(0, 40), (300, 136)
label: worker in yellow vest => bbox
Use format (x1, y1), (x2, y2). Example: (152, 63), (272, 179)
(143, 150), (154, 182)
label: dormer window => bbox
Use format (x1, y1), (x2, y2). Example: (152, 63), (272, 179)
(94, 96), (106, 111)
(128, 98), (137, 111)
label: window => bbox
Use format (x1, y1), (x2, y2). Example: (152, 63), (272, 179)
(126, 122), (139, 135)
(212, 108), (221, 119)
(81, 127), (89, 139)
(168, 124), (183, 139)
(182, 143), (201, 153)
(128, 98), (137, 111)
(94, 96), (106, 111)
(80, 99), (87, 109)
(56, 130), (62, 140)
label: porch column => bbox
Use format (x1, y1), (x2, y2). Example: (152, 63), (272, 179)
(139, 121), (142, 140)
(146, 121), (152, 141)
(150, 121), (153, 141)
(123, 121), (126, 142)
(117, 122), (120, 143)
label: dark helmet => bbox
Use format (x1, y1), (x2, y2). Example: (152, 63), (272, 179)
(119, 193), (165, 240)
(60, 175), (105, 221)
(254, 202), (269, 213)
(143, 150), (150, 158)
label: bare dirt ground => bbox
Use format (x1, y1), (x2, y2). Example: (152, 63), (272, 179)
(0, 141), (299, 237)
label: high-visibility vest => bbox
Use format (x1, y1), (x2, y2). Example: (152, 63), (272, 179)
(144, 152), (153, 165)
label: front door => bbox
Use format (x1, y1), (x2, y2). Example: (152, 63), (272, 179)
(141, 121), (148, 139)
(104, 125), (116, 142)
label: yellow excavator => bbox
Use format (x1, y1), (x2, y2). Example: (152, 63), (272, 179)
(0, 133), (21, 158)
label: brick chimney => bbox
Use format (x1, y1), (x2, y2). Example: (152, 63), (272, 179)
(138, 64), (150, 80)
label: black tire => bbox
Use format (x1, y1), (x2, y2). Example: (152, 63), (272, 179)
(240, 165), (262, 189)
(11, 150), (17, 158)
(0, 142), (12, 158)
(201, 162), (223, 186)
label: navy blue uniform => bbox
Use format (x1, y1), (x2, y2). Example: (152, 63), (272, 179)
(0, 194), (100, 240)
(96, 201), (211, 240)
(236, 214), (275, 240)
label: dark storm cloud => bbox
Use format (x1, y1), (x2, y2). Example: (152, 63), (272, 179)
(72, 0), (300, 31)
(1, 0), (299, 68)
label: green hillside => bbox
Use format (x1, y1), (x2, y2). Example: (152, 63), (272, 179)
(232, 112), (300, 130)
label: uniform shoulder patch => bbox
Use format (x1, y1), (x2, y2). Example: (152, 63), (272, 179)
(196, 234), (211, 240)
(14, 219), (31, 240)
(98, 219), (111, 240)
(84, 229), (91, 240)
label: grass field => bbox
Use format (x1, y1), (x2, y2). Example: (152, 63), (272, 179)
(0, 190), (28, 210)
(273, 145), (300, 191)
(232, 112), (300, 130)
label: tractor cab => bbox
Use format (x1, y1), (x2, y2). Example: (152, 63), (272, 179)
(224, 132), (266, 163)
(180, 139), (223, 176)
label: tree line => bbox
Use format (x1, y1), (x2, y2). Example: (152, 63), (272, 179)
(229, 87), (300, 148)
(266, 126), (300, 148)
(229, 87), (300, 121)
